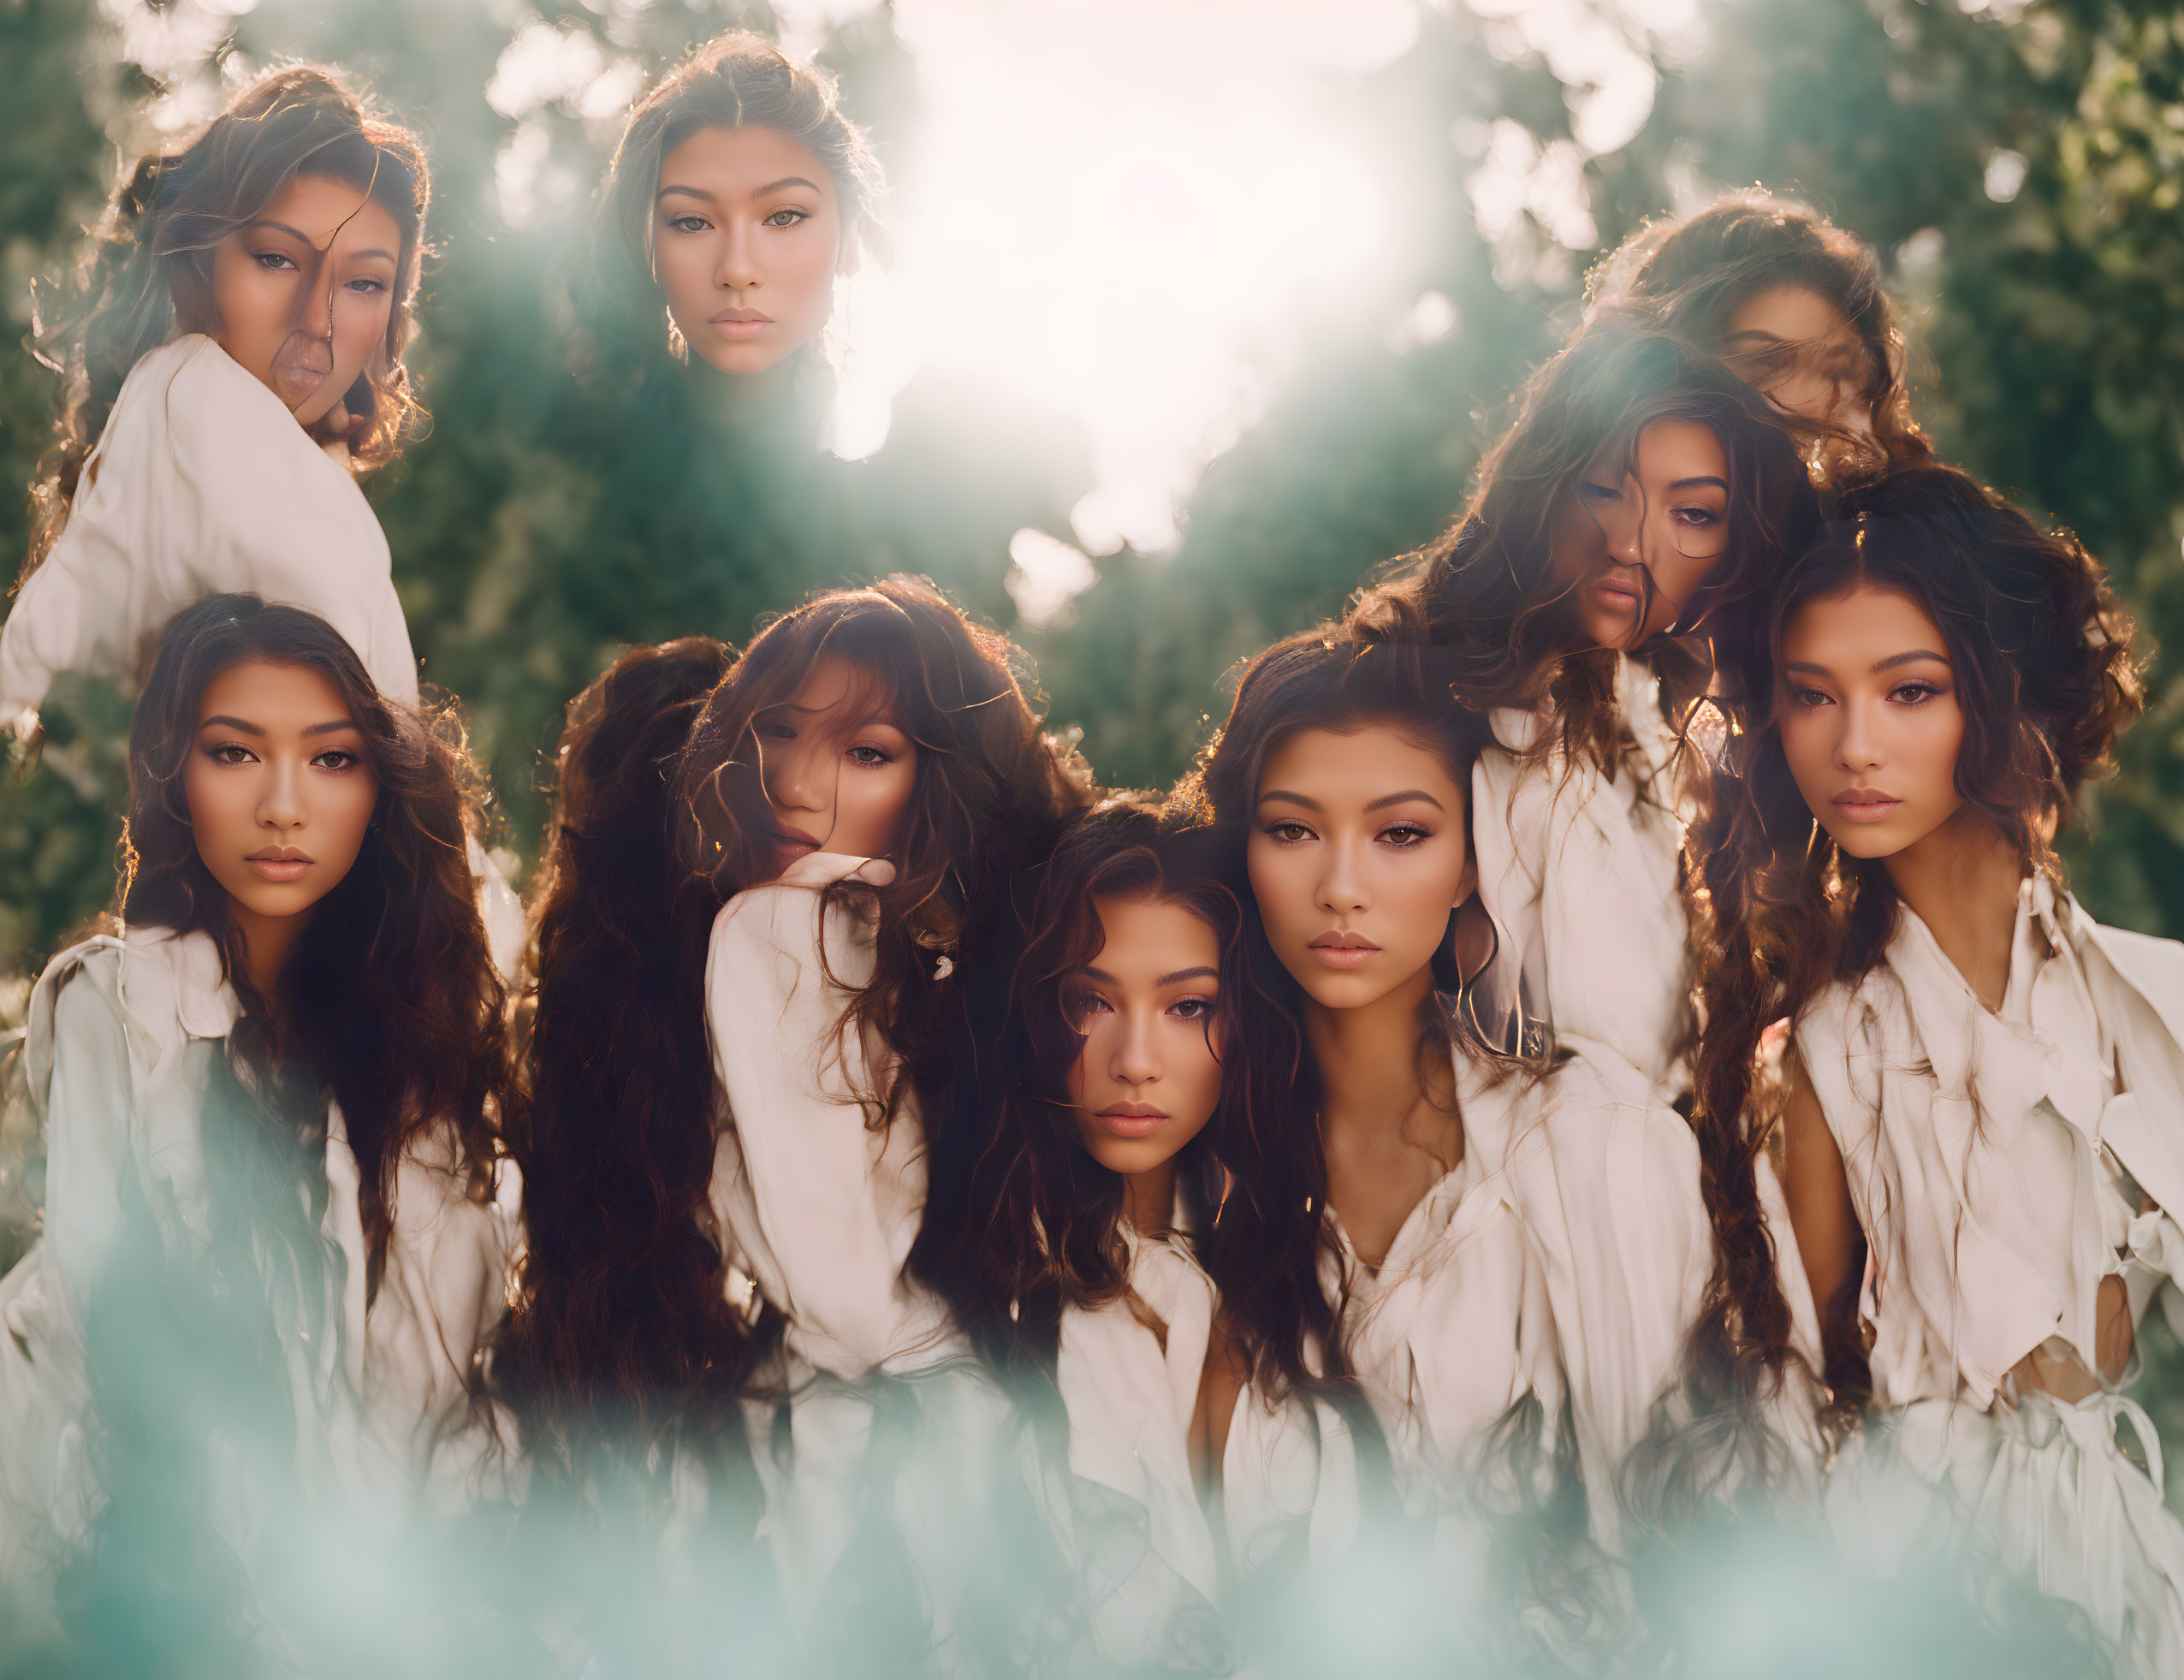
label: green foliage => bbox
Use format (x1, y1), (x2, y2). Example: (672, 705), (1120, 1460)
(2, 0), (2182, 986)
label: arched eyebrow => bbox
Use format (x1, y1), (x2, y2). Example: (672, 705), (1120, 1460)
(1669, 476), (1728, 491)
(301, 718), (362, 738)
(758, 175), (822, 196)
(243, 219), (395, 264)
(656, 184), (717, 205)
(1872, 649), (1950, 672)
(199, 714), (264, 736)
(1158, 966), (1219, 987)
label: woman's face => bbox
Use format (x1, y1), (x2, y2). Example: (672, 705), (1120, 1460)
(653, 125), (846, 377)
(1719, 284), (1874, 433)
(1552, 417), (1732, 650)
(184, 658), (379, 931)
(1065, 893), (1225, 1182)
(1246, 724), (1474, 1015)
(754, 655), (918, 878)
(209, 174), (401, 429)
(1777, 582), (1965, 862)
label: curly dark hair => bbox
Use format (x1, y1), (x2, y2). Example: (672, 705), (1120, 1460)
(491, 636), (744, 1464)
(1592, 188), (1932, 475)
(500, 579), (1085, 1456)
(26, 65), (431, 581)
(122, 594), (506, 1300)
(1177, 596), (1504, 1411)
(1683, 463), (2143, 1416)
(909, 797), (1249, 1384)
(1396, 315), (1816, 774)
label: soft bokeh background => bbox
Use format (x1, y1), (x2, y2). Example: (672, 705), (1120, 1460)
(4, 0), (2182, 971)
(2, 0), (2184, 1635)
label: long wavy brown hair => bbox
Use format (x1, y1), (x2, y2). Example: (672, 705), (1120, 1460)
(122, 594), (505, 1300)
(25, 64), (431, 582)
(491, 637), (743, 1463)
(501, 579), (1084, 1455)
(909, 798), (1255, 1386)
(1177, 598), (1501, 1412)
(1397, 315), (1817, 774)
(1593, 188), (1932, 475)
(1684, 464), (2142, 1418)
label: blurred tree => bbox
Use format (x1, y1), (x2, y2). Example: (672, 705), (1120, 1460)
(2, 0), (2181, 987)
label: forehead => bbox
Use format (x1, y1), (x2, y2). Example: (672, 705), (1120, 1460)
(657, 125), (836, 201)
(1722, 283), (1850, 347)
(1088, 894), (1220, 976)
(778, 653), (893, 720)
(1631, 417), (1728, 480)
(197, 657), (353, 723)
(1255, 725), (1463, 806)
(1783, 582), (1944, 662)
(249, 174), (401, 252)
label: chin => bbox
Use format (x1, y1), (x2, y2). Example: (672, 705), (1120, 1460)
(1819, 819), (1914, 863)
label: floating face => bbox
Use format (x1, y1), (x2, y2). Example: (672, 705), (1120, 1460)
(754, 654), (918, 877)
(1778, 581), (1966, 861)
(184, 659), (380, 933)
(209, 174), (401, 429)
(653, 125), (846, 377)
(1719, 284), (1874, 433)
(1247, 724), (1475, 1014)
(1065, 894), (1225, 1181)
(1552, 417), (1732, 650)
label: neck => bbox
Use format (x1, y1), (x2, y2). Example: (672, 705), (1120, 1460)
(1308, 965), (1439, 1147)
(1123, 1158), (1178, 1239)
(227, 898), (311, 1027)
(1882, 806), (2026, 1011)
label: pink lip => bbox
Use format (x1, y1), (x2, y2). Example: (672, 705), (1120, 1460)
(710, 309), (774, 341)
(245, 849), (313, 882)
(1092, 1104), (1168, 1140)
(1592, 578), (1642, 606)
(1309, 932), (1381, 971)
(771, 826), (822, 864)
(1832, 788), (1902, 824)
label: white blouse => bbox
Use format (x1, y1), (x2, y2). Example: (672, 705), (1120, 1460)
(703, 851), (953, 1380)
(0, 334), (418, 734)
(1036, 1211), (1360, 1671)
(1797, 876), (2184, 1413)
(1800, 878), (2184, 1674)
(1471, 656), (1692, 1089)
(0, 926), (513, 1607)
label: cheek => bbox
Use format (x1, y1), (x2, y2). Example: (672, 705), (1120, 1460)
(323, 778), (380, 858)
(1244, 843), (1299, 931)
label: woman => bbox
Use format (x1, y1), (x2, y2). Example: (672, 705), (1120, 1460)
(1401, 317), (1815, 1092)
(500, 578), (1083, 1659)
(1188, 605), (1719, 1656)
(0, 596), (514, 1657)
(1590, 187), (1932, 470)
(1688, 463), (2183, 1673)
(593, 30), (883, 388)
(4, 65), (431, 734)
(912, 797), (1360, 1671)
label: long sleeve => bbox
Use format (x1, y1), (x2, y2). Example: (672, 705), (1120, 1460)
(322, 1116), (512, 1494)
(1500, 1043), (1710, 1537)
(35, 959), (140, 1346)
(705, 852), (948, 1377)
(1, 335), (418, 728)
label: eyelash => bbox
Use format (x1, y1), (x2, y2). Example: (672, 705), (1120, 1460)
(666, 209), (812, 234)
(202, 745), (364, 771)
(846, 745), (894, 768)
(1065, 993), (1219, 1024)
(1260, 821), (1432, 846)
(250, 252), (389, 297)
(1790, 680), (1945, 709)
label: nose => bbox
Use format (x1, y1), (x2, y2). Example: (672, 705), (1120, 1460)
(763, 738), (829, 822)
(258, 754), (307, 834)
(1111, 1007), (1161, 1089)
(1833, 697), (1884, 775)
(1598, 478), (1645, 569)
(294, 250), (335, 340)
(716, 218), (763, 294)
(1315, 834), (1370, 917)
